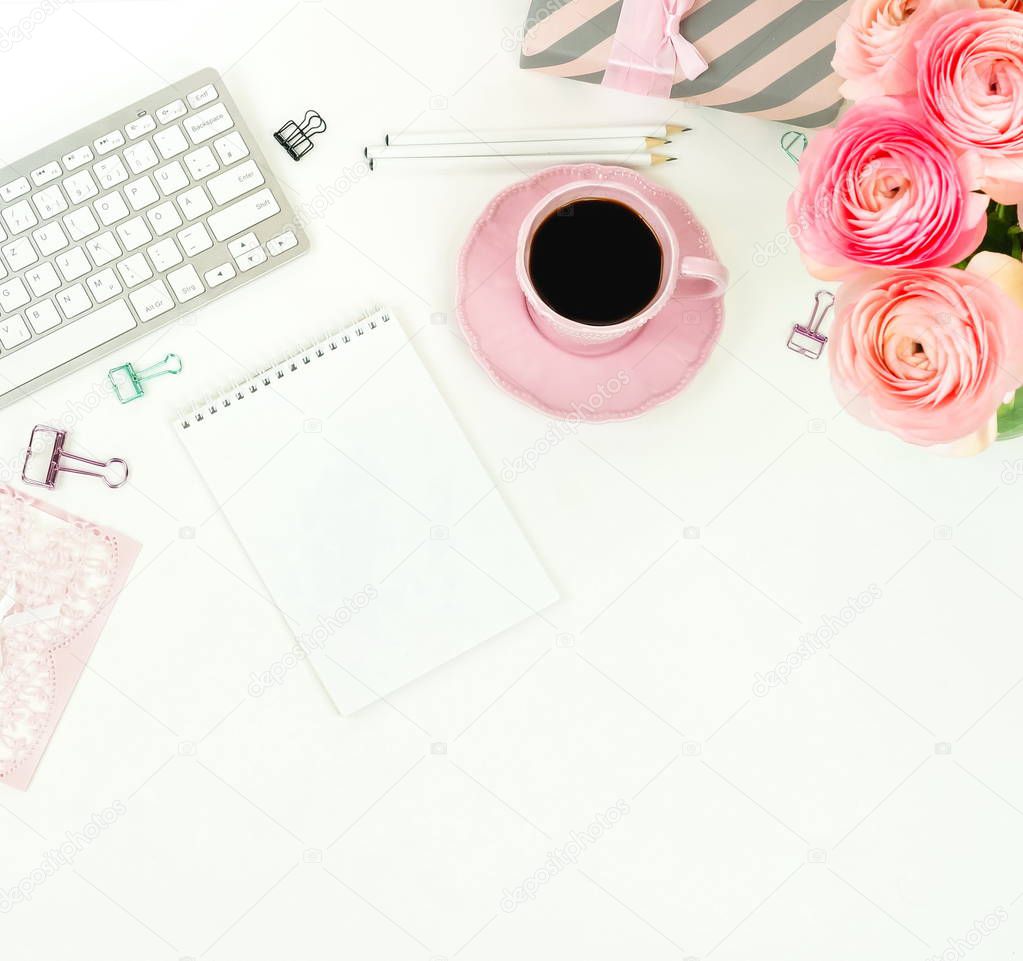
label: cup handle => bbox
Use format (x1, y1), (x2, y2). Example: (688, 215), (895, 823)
(678, 256), (729, 299)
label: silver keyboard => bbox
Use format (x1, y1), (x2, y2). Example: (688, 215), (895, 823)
(0, 67), (308, 408)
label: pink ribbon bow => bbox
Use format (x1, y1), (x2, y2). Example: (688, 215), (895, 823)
(603, 0), (709, 99)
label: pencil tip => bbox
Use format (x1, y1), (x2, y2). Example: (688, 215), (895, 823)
(666, 124), (689, 135)
(385, 134), (390, 146)
(363, 146), (368, 159)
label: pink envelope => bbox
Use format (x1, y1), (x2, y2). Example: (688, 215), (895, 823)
(0, 486), (140, 791)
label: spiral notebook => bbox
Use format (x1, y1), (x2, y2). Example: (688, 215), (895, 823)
(175, 309), (558, 714)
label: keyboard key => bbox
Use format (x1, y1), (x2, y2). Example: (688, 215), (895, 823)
(156, 99), (186, 124)
(116, 216), (152, 251)
(0, 300), (135, 396)
(184, 146), (219, 180)
(0, 178), (29, 203)
(94, 192), (129, 226)
(147, 202), (182, 236)
(3, 200), (38, 235)
(56, 247), (91, 281)
(30, 162), (62, 187)
(61, 146), (94, 171)
(63, 208), (99, 241)
(0, 277), (31, 311)
(178, 223), (212, 256)
(94, 156), (129, 189)
(26, 299), (61, 334)
(204, 262), (235, 287)
(62, 170), (99, 204)
(129, 279), (174, 321)
(0, 315), (30, 349)
(124, 140), (159, 174)
(154, 126), (189, 160)
(86, 268), (123, 303)
(267, 231), (298, 256)
(94, 130), (125, 155)
(155, 161), (188, 196)
(26, 262), (60, 297)
(236, 247), (267, 272)
(147, 238), (182, 272)
(206, 160), (264, 205)
(124, 176), (159, 211)
(31, 185), (68, 220)
(125, 115), (156, 139)
(168, 264), (203, 303)
(176, 185), (211, 220)
(56, 284), (91, 319)
(207, 188), (280, 241)
(86, 231), (121, 267)
(214, 131), (249, 166)
(2, 237), (37, 272)
(187, 83), (218, 109)
(33, 223), (68, 256)
(184, 103), (233, 145)
(228, 233), (259, 258)
(117, 253), (152, 288)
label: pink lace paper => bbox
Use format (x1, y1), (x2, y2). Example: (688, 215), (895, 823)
(0, 486), (140, 790)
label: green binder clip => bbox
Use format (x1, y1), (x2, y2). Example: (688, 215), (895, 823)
(108, 353), (183, 404)
(781, 130), (808, 165)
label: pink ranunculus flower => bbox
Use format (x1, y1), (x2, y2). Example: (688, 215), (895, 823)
(829, 262), (1023, 448)
(833, 0), (969, 100)
(787, 97), (987, 281)
(917, 8), (1023, 204)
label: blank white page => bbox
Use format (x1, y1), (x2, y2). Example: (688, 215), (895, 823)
(175, 310), (558, 714)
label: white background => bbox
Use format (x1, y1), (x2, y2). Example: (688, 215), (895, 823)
(2, 1), (1023, 959)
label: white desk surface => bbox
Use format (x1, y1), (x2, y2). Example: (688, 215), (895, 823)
(2, 2), (1022, 959)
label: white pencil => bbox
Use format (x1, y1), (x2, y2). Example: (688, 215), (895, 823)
(369, 153), (675, 172)
(366, 137), (669, 160)
(385, 124), (688, 146)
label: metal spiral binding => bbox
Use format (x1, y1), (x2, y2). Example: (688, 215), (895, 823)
(178, 310), (390, 429)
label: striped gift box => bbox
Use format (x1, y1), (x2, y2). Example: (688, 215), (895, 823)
(520, 0), (851, 127)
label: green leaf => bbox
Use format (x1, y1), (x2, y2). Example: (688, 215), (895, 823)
(997, 387), (1023, 440)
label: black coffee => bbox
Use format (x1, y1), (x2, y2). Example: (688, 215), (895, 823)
(528, 198), (663, 326)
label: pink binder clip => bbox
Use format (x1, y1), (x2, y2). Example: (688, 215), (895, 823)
(787, 290), (834, 360)
(21, 425), (128, 489)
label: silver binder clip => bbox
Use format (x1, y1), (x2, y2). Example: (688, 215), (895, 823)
(787, 290), (834, 360)
(21, 425), (128, 489)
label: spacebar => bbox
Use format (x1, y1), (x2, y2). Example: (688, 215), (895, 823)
(0, 300), (136, 396)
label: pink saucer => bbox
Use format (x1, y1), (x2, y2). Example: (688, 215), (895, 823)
(456, 164), (724, 422)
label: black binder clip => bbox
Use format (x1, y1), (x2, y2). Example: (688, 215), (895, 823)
(274, 110), (326, 162)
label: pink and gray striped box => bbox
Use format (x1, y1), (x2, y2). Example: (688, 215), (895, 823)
(519, 0), (851, 128)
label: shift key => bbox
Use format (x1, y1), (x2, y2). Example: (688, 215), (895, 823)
(207, 188), (280, 241)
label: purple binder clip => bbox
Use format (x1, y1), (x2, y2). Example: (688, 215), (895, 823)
(21, 425), (128, 489)
(787, 290), (834, 360)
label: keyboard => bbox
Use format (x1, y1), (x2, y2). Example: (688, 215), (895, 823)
(0, 67), (308, 408)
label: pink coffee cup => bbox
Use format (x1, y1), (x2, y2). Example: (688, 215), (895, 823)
(515, 178), (728, 356)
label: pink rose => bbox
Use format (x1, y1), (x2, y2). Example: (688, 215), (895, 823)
(834, 0), (968, 100)
(788, 98), (987, 280)
(917, 9), (1023, 204)
(829, 263), (1023, 447)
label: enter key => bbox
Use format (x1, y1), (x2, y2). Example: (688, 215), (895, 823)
(205, 160), (265, 205)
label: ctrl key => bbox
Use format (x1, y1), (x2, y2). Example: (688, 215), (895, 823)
(129, 279), (175, 321)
